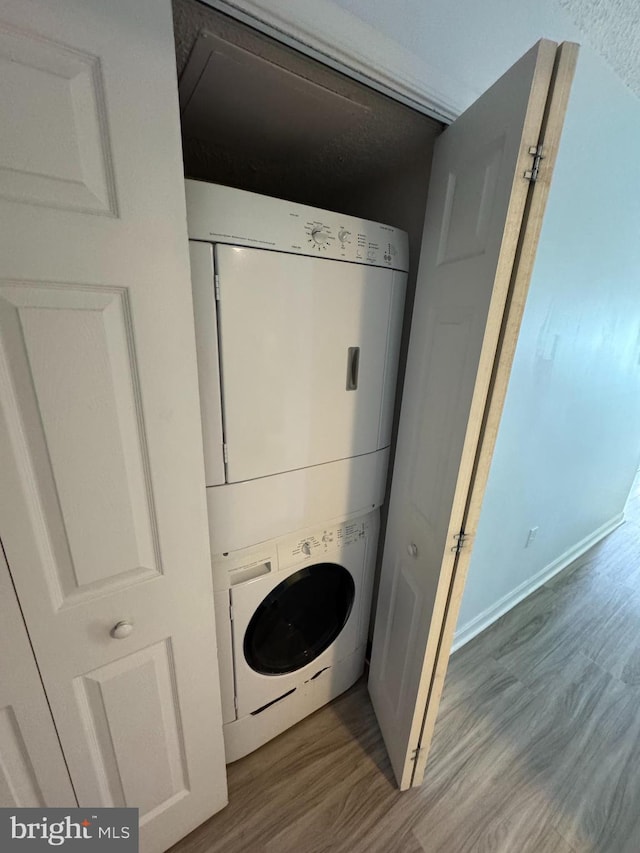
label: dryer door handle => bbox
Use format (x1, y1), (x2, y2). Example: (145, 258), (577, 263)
(346, 346), (360, 391)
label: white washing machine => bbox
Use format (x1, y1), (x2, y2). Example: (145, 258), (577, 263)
(212, 509), (379, 762)
(186, 181), (408, 758)
(186, 180), (409, 555)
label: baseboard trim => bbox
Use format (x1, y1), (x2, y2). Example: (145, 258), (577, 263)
(451, 512), (625, 653)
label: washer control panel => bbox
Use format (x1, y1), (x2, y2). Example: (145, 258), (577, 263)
(186, 179), (409, 272)
(279, 517), (368, 570)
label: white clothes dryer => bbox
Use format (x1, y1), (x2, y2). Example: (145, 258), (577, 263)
(186, 180), (409, 554)
(212, 509), (379, 763)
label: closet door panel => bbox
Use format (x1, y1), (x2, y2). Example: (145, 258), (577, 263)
(0, 548), (76, 808)
(0, 1), (228, 850)
(74, 642), (187, 819)
(0, 284), (159, 604)
(369, 40), (578, 789)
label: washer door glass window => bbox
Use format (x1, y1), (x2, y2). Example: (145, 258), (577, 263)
(244, 563), (355, 675)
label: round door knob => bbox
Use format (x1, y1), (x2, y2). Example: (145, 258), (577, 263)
(407, 543), (419, 558)
(110, 620), (133, 639)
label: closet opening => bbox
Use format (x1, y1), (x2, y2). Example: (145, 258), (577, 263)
(172, 0), (445, 634)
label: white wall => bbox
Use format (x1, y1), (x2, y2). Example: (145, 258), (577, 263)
(216, 0), (640, 640)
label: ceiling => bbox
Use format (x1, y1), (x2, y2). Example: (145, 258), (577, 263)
(559, 0), (640, 99)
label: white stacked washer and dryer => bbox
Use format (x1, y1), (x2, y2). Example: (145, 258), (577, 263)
(186, 180), (409, 762)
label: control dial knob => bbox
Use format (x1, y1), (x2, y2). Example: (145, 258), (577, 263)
(301, 541), (311, 556)
(338, 229), (351, 245)
(311, 226), (330, 246)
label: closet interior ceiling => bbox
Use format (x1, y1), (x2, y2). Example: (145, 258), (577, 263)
(172, 0), (442, 217)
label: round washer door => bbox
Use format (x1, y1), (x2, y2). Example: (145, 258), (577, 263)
(244, 562), (355, 675)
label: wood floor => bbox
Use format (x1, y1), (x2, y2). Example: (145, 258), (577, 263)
(171, 479), (640, 853)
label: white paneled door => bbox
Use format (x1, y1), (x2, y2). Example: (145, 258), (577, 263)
(0, 1), (227, 850)
(0, 547), (76, 808)
(369, 41), (578, 788)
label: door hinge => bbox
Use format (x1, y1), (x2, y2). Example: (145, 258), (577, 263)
(524, 144), (544, 182)
(411, 746), (425, 762)
(452, 530), (470, 555)
(223, 442), (229, 464)
(214, 274), (221, 300)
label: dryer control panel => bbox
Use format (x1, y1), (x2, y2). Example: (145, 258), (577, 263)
(278, 517), (369, 570)
(186, 179), (409, 272)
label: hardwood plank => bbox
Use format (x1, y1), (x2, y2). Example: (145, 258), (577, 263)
(413, 659), (612, 851)
(488, 558), (630, 685)
(549, 680), (640, 850)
